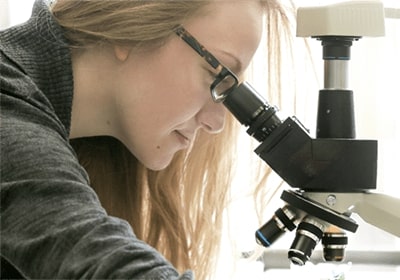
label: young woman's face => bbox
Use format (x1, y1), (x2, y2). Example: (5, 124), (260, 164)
(112, 0), (263, 170)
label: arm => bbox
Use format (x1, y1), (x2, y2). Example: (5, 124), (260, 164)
(0, 91), (192, 279)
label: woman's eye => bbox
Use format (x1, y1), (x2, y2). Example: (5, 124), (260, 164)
(206, 69), (216, 82)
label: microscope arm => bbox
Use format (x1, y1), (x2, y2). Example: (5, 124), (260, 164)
(305, 192), (400, 237)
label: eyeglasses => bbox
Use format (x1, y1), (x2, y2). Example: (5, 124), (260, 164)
(175, 26), (239, 103)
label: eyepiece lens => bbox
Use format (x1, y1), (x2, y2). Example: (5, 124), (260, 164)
(223, 83), (282, 142)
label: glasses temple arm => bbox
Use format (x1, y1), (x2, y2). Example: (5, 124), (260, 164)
(175, 27), (221, 70)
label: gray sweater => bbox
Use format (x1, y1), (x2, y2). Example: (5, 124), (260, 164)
(0, 1), (193, 279)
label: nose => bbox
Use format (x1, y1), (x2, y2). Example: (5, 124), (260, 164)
(196, 99), (226, 134)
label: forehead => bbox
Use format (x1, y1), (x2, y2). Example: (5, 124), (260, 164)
(183, 0), (263, 74)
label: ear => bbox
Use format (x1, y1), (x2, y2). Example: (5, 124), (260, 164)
(113, 45), (131, 62)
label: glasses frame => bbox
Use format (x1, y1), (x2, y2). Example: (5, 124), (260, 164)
(175, 26), (239, 102)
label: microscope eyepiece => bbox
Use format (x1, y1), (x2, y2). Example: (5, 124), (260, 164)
(223, 82), (282, 142)
(288, 217), (325, 266)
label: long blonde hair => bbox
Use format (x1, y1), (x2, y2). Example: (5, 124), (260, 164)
(51, 1), (295, 279)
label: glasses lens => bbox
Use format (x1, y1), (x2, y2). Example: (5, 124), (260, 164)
(211, 73), (237, 102)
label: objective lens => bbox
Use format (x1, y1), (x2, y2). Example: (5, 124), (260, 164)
(322, 231), (348, 262)
(288, 217), (325, 266)
(255, 206), (297, 247)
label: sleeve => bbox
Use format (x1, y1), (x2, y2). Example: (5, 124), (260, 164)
(0, 92), (193, 279)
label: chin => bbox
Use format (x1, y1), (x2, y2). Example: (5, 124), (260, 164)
(143, 154), (174, 171)
(119, 138), (175, 171)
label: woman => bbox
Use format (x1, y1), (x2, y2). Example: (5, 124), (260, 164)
(1, 0), (294, 279)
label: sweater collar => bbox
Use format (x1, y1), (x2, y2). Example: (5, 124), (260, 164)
(10, 0), (74, 135)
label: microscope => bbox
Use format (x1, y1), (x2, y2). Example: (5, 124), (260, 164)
(221, 1), (400, 266)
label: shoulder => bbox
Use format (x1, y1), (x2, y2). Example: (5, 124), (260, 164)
(1, 50), (67, 138)
(1, 94), (87, 184)
(0, 52), (80, 184)
(0, 0), (75, 132)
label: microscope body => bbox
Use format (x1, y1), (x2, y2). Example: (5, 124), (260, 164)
(222, 1), (400, 266)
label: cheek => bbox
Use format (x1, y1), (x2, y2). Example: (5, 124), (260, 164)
(148, 67), (208, 122)
(117, 85), (204, 170)
(114, 71), (202, 148)
(111, 44), (210, 169)
(116, 61), (203, 122)
(117, 39), (210, 125)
